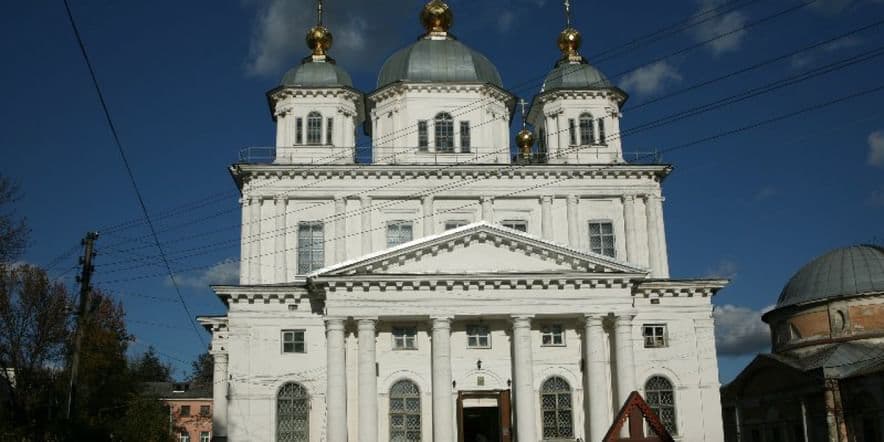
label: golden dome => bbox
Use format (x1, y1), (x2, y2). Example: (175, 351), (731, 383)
(557, 27), (582, 59)
(306, 25), (333, 57)
(420, 0), (453, 35)
(516, 128), (535, 157)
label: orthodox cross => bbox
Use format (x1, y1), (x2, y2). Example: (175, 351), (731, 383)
(316, 0), (324, 26)
(519, 99), (529, 128)
(563, 0), (572, 27)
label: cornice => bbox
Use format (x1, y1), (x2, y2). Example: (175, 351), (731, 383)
(314, 272), (636, 293)
(632, 279), (728, 298)
(367, 82), (516, 104)
(211, 283), (311, 305)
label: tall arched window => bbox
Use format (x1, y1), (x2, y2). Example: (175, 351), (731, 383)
(645, 376), (677, 435)
(579, 113), (594, 145)
(306, 111), (323, 144)
(540, 376), (573, 439)
(389, 380), (421, 441)
(434, 112), (454, 152)
(277, 382), (310, 442)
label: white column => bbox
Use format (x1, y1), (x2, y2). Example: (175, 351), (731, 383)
(481, 196), (494, 223)
(334, 197), (347, 263)
(249, 197), (262, 283)
(361, 196), (373, 255)
(432, 317), (454, 442)
(614, 313), (637, 408)
(512, 315), (537, 441)
(622, 195), (638, 264)
(212, 352), (228, 438)
(653, 195), (670, 277)
(240, 198), (250, 284)
(326, 319), (348, 442)
(566, 195), (579, 247)
(274, 196), (287, 284)
(644, 194), (662, 278)
(422, 195), (435, 237)
(584, 314), (608, 442)
(357, 318), (378, 442)
(541, 195), (554, 240)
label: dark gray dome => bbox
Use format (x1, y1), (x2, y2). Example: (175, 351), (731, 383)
(281, 61), (353, 88)
(542, 61), (613, 93)
(377, 38), (502, 89)
(776, 245), (884, 308)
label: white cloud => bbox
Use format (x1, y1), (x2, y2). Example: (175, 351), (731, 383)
(497, 10), (516, 33)
(868, 131), (884, 168)
(867, 187), (884, 207)
(753, 186), (777, 202)
(619, 61), (682, 96)
(173, 259), (239, 289)
(713, 304), (773, 356)
(690, 0), (749, 55)
(706, 259), (738, 279)
(244, 0), (413, 77)
(791, 36), (862, 68)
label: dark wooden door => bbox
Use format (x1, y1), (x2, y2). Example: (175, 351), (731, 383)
(499, 390), (512, 442)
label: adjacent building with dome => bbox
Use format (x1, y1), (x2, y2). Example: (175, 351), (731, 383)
(198, 1), (728, 441)
(721, 245), (884, 442)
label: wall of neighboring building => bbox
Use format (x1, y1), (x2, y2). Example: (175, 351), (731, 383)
(166, 398), (213, 441)
(769, 294), (884, 353)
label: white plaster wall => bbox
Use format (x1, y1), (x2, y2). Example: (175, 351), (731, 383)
(530, 92), (625, 165)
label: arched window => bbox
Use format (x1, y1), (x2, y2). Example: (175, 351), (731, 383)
(389, 380), (421, 441)
(306, 111), (323, 144)
(277, 382), (309, 442)
(579, 113), (594, 145)
(645, 376), (677, 435)
(540, 376), (573, 438)
(434, 112), (454, 152)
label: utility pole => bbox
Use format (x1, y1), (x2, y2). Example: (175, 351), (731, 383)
(66, 231), (98, 420)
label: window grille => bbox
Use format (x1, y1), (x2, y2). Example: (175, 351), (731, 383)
(540, 376), (573, 438)
(434, 112), (454, 152)
(568, 118), (577, 145)
(597, 117), (606, 145)
(643, 324), (667, 348)
(307, 111), (322, 144)
(178, 433), (190, 442)
(282, 330), (306, 353)
(297, 222), (324, 274)
(199, 432), (210, 442)
(277, 382), (310, 442)
(326, 117), (334, 146)
(387, 221), (413, 248)
(645, 376), (677, 435)
(295, 118), (303, 144)
(460, 121), (471, 153)
(579, 113), (594, 145)
(589, 221), (615, 257)
(444, 220), (468, 230)
(501, 220), (528, 232)
(466, 325), (491, 348)
(392, 327), (417, 350)
(541, 324), (564, 346)
(417, 121), (429, 150)
(389, 380), (421, 442)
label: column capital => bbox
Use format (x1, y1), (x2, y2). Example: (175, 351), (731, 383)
(621, 194), (636, 202)
(274, 194), (287, 204)
(325, 318), (347, 331)
(583, 314), (605, 326)
(480, 195), (494, 203)
(566, 194), (579, 204)
(431, 315), (453, 325)
(614, 311), (638, 325)
(360, 195), (372, 204)
(422, 194), (434, 203)
(540, 195), (553, 203)
(356, 317), (378, 329)
(210, 351), (229, 361)
(511, 315), (534, 328)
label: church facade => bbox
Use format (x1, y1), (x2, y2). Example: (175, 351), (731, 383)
(198, 2), (727, 441)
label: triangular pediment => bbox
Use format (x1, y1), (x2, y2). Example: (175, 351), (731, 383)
(310, 222), (646, 277)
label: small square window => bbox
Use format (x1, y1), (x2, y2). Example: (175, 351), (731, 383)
(392, 327), (417, 350)
(180, 405), (191, 417)
(200, 432), (210, 442)
(199, 405), (210, 416)
(643, 324), (667, 348)
(179, 432), (190, 442)
(589, 221), (615, 257)
(541, 324), (565, 346)
(501, 220), (528, 232)
(466, 325), (491, 349)
(387, 221), (414, 248)
(282, 330), (306, 353)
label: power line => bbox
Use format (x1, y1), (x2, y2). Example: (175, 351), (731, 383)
(61, 0), (206, 347)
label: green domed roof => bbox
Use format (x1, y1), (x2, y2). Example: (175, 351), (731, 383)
(377, 38), (502, 89)
(281, 60), (353, 88)
(542, 60), (613, 93)
(776, 245), (884, 308)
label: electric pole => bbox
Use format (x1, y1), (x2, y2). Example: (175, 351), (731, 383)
(66, 231), (98, 420)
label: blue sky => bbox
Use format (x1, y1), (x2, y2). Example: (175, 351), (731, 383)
(2, 0), (883, 383)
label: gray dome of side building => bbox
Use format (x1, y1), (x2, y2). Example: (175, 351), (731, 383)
(541, 61), (613, 93)
(281, 60), (353, 88)
(776, 245), (884, 308)
(377, 38), (503, 89)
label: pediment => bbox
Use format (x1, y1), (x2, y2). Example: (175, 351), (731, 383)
(311, 222), (646, 278)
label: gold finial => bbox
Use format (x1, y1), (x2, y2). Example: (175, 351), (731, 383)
(557, 0), (582, 62)
(563, 0), (572, 27)
(306, 0), (333, 58)
(421, 0), (453, 37)
(516, 99), (535, 160)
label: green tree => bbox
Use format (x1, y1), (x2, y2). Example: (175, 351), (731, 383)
(131, 346), (172, 383)
(189, 352), (213, 387)
(0, 174), (29, 263)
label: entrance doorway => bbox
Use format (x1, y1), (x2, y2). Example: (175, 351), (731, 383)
(457, 390), (511, 442)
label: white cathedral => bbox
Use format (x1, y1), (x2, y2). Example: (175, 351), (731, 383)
(198, 1), (726, 441)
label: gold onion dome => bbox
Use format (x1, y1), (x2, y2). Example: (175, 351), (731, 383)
(516, 128), (535, 157)
(306, 25), (333, 57)
(420, 0), (453, 35)
(558, 27), (582, 61)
